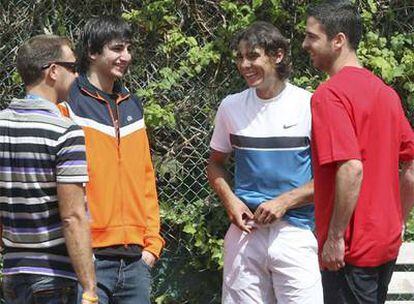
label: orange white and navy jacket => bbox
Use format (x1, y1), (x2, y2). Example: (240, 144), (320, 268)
(59, 75), (164, 258)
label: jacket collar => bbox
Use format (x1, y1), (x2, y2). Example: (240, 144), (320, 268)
(76, 74), (130, 103)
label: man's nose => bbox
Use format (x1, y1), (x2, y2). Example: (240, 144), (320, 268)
(121, 49), (132, 61)
(239, 57), (251, 68)
(302, 38), (308, 50)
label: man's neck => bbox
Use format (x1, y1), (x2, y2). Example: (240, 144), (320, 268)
(26, 86), (57, 104)
(256, 79), (286, 100)
(327, 50), (362, 77)
(87, 71), (115, 94)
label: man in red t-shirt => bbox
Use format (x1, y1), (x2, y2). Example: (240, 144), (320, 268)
(302, 1), (414, 303)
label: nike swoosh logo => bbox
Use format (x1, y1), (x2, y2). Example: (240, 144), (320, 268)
(283, 123), (297, 129)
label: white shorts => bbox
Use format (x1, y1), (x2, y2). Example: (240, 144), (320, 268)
(222, 220), (323, 304)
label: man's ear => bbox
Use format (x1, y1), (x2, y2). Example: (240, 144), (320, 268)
(332, 32), (347, 51)
(47, 64), (59, 81)
(89, 51), (96, 61)
(273, 48), (285, 64)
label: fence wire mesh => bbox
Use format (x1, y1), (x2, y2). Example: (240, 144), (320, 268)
(0, 1), (234, 302)
(1, 0), (413, 302)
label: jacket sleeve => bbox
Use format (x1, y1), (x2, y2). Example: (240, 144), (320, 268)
(142, 131), (165, 258)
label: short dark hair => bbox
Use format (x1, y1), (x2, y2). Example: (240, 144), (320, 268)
(77, 15), (132, 74)
(16, 35), (72, 86)
(231, 21), (292, 81)
(307, 1), (362, 50)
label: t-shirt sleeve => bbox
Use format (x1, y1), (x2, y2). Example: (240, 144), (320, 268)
(399, 112), (414, 161)
(210, 102), (233, 153)
(55, 124), (89, 183)
(311, 86), (361, 165)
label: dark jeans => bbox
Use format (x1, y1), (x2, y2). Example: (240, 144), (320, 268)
(2, 274), (77, 304)
(77, 256), (152, 304)
(322, 260), (396, 304)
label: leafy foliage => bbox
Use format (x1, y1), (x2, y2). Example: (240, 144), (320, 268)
(0, 1), (412, 303)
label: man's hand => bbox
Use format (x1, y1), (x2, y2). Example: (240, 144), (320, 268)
(254, 181), (314, 225)
(225, 199), (255, 233)
(254, 197), (288, 225)
(321, 236), (345, 271)
(141, 250), (157, 268)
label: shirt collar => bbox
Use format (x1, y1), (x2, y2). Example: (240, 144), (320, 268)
(77, 74), (129, 98)
(8, 97), (62, 117)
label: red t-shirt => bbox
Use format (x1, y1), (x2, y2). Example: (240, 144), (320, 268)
(311, 66), (414, 267)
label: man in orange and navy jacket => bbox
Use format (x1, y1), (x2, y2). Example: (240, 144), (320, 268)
(59, 16), (164, 304)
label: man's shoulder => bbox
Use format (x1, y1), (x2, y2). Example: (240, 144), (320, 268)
(287, 83), (312, 97)
(0, 106), (12, 118)
(285, 83), (312, 104)
(2, 98), (79, 132)
(219, 88), (251, 108)
(57, 115), (83, 131)
(44, 112), (83, 136)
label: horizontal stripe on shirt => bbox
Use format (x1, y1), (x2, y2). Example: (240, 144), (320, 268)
(230, 134), (310, 150)
(2, 213), (61, 229)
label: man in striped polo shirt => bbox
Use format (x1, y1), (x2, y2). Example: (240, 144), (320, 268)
(0, 35), (97, 303)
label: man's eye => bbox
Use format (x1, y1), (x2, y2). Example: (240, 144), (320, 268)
(110, 45), (125, 52)
(247, 54), (259, 60)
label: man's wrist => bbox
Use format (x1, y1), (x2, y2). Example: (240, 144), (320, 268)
(327, 230), (344, 241)
(82, 290), (98, 303)
(270, 194), (292, 210)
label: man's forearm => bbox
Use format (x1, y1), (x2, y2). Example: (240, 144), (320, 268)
(328, 160), (363, 240)
(207, 161), (238, 209)
(207, 151), (254, 232)
(400, 160), (414, 223)
(58, 184), (96, 296)
(62, 213), (96, 292)
(0, 217), (3, 250)
(274, 180), (314, 210)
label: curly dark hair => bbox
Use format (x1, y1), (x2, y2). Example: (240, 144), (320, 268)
(231, 21), (292, 81)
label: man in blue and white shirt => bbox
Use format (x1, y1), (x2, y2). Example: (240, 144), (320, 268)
(0, 35), (97, 304)
(207, 22), (322, 303)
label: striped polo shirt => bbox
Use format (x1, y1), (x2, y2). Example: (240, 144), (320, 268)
(0, 96), (88, 280)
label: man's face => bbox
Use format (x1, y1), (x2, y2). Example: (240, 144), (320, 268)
(55, 45), (78, 102)
(302, 17), (336, 73)
(235, 40), (280, 91)
(90, 39), (132, 80)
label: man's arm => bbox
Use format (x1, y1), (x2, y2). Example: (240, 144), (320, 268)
(254, 180), (314, 224)
(400, 160), (414, 224)
(141, 132), (164, 268)
(207, 149), (254, 233)
(322, 159), (363, 271)
(57, 183), (97, 302)
(0, 216), (3, 251)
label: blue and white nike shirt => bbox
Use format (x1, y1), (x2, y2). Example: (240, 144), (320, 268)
(210, 83), (314, 229)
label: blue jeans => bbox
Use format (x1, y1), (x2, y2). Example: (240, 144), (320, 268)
(78, 256), (152, 304)
(2, 274), (77, 304)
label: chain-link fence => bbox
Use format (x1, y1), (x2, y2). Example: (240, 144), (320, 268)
(1, 1), (413, 302)
(0, 1), (237, 302)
